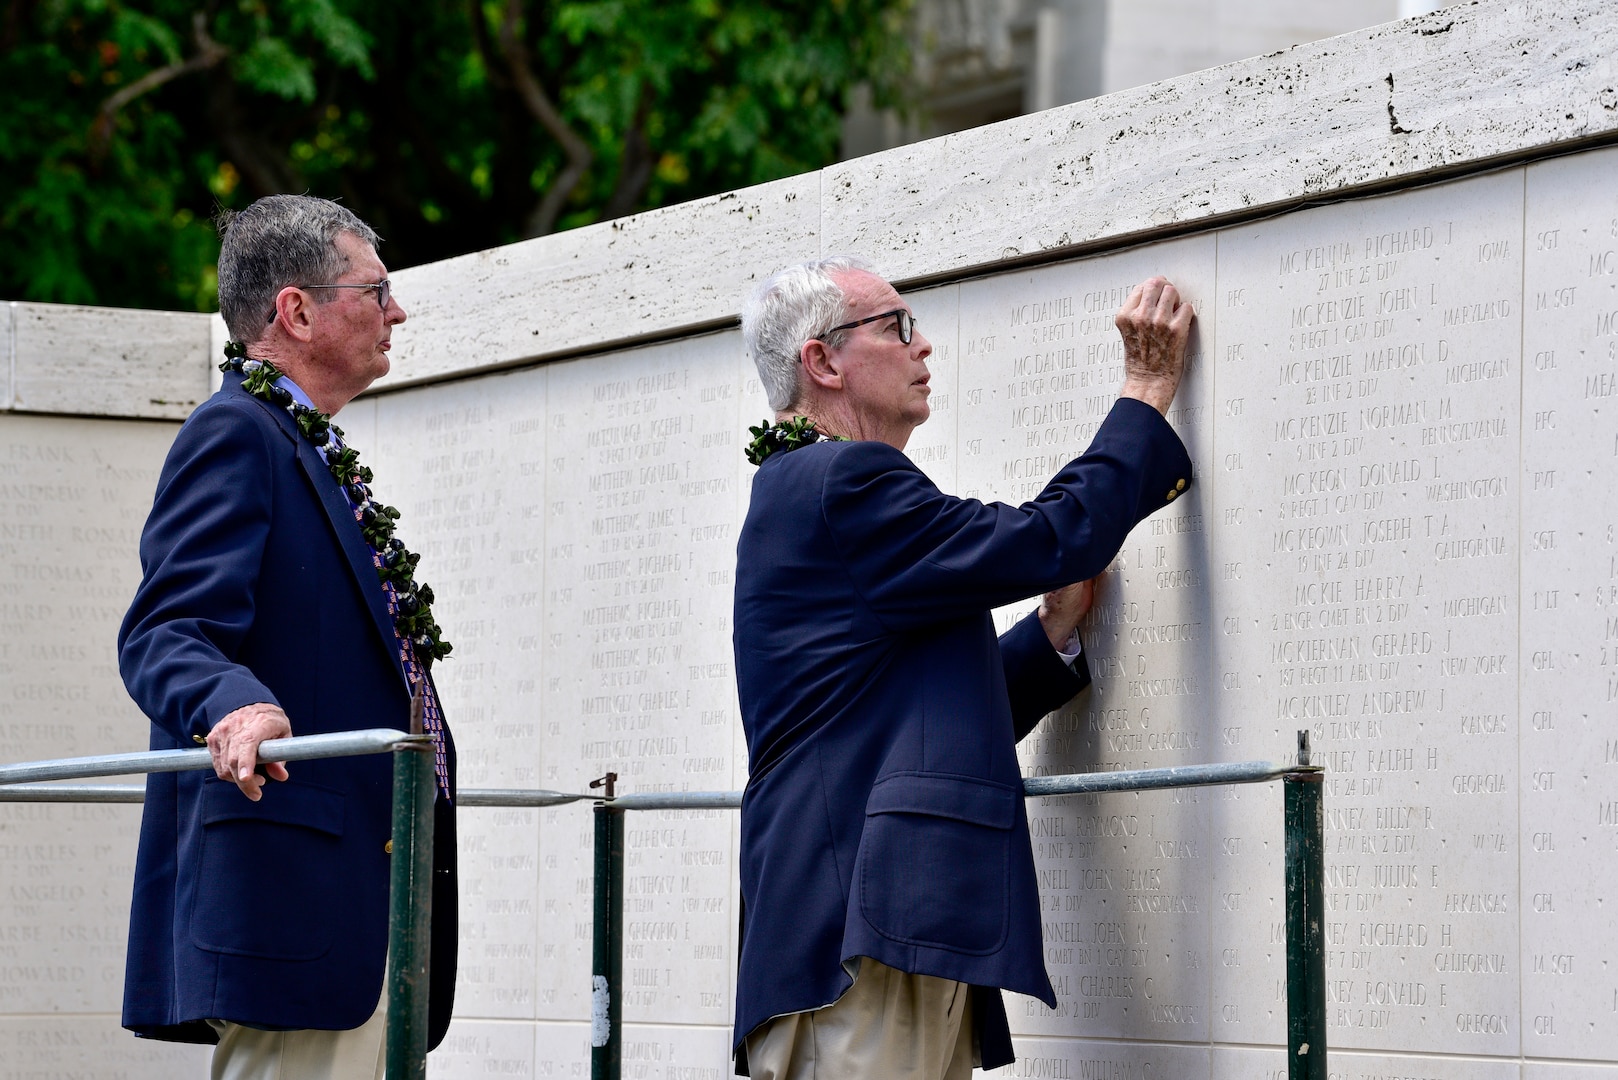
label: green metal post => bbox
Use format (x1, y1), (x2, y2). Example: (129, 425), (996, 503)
(1284, 731), (1326, 1080)
(590, 773), (625, 1080)
(386, 742), (437, 1080)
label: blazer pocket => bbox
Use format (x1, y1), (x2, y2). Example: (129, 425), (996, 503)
(190, 780), (347, 961)
(858, 772), (1016, 955)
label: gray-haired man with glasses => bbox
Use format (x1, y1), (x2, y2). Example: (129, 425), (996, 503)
(731, 256), (1195, 1078)
(119, 194), (458, 1080)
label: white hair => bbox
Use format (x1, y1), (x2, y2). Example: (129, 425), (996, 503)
(741, 255), (877, 412)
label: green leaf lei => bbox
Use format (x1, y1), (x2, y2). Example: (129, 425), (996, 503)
(744, 416), (846, 466)
(220, 342), (452, 665)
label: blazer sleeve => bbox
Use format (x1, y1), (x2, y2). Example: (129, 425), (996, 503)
(820, 397), (1191, 634)
(118, 399), (284, 743)
(999, 609), (1091, 742)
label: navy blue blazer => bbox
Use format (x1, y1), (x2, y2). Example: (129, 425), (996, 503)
(118, 373), (457, 1046)
(731, 397), (1192, 1070)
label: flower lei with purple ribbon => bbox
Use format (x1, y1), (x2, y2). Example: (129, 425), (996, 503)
(220, 341), (452, 665)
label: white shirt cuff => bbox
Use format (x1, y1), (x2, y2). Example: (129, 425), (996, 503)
(1055, 628), (1083, 666)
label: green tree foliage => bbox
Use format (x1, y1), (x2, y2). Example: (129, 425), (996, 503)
(0, 0), (912, 311)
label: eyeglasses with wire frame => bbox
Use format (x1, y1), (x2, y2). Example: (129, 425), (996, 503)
(816, 308), (916, 346)
(267, 279), (393, 324)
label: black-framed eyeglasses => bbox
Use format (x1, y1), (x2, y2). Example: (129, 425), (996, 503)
(817, 308), (915, 346)
(268, 279), (392, 323)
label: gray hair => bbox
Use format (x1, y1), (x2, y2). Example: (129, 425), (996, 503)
(741, 255), (876, 412)
(216, 195), (381, 343)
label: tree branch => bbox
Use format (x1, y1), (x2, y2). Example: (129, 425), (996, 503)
(89, 13), (228, 162)
(600, 90), (655, 222)
(497, 0), (592, 236)
(202, 63), (302, 198)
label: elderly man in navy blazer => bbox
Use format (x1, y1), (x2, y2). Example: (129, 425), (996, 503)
(118, 195), (457, 1079)
(732, 257), (1194, 1078)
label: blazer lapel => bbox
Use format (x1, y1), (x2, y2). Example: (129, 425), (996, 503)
(294, 436), (409, 684)
(229, 375), (408, 686)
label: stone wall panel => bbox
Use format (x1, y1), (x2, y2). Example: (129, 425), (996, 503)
(1520, 147), (1618, 1061)
(10, 304), (209, 420)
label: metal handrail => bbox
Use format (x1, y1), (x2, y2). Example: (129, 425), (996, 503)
(0, 782), (597, 804)
(0, 741), (1327, 1080)
(457, 788), (593, 807)
(0, 783), (145, 801)
(0, 759), (1293, 807)
(571, 744), (1327, 1080)
(0, 728), (422, 786)
(1023, 758), (1292, 796)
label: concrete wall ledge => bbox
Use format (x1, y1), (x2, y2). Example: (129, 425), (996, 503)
(2, 301), (210, 421)
(374, 0), (1616, 393)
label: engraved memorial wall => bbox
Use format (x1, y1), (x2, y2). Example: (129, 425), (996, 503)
(0, 411), (209, 1078)
(358, 148), (1618, 1077)
(2, 3), (1617, 1076)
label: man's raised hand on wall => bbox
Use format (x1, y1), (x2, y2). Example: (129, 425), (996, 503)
(1116, 276), (1195, 415)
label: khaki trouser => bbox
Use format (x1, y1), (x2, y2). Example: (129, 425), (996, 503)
(744, 958), (977, 1080)
(206, 987), (388, 1080)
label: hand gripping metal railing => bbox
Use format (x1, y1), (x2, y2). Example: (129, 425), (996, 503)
(0, 731), (1327, 1080)
(0, 729), (454, 1080)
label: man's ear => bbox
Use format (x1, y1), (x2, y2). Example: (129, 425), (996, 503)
(799, 339), (843, 393)
(271, 286), (317, 344)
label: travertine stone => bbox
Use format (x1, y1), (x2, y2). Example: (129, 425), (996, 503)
(427, 1019), (541, 1077)
(520, 1020), (730, 1080)
(534, 335), (748, 1026)
(0, 804), (144, 1013)
(899, 284), (962, 491)
(985, 1033), (1210, 1077)
(0, 1017), (210, 1077)
(369, 369), (547, 1020)
(1520, 147), (1618, 1061)
(2, 303), (14, 409)
(0, 413), (174, 1032)
(947, 238), (1219, 1041)
(1214, 169), (1527, 1055)
(1526, 1065), (1618, 1080)
(208, 312), (228, 397)
(364, 333), (759, 1033)
(376, 176), (821, 392)
(0, 413), (173, 762)
(10, 303), (210, 420)
(618, 1021), (734, 1080)
(1211, 1044), (1521, 1080)
(823, 1), (1618, 284)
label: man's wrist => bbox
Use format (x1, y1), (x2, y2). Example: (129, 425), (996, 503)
(1119, 375), (1177, 415)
